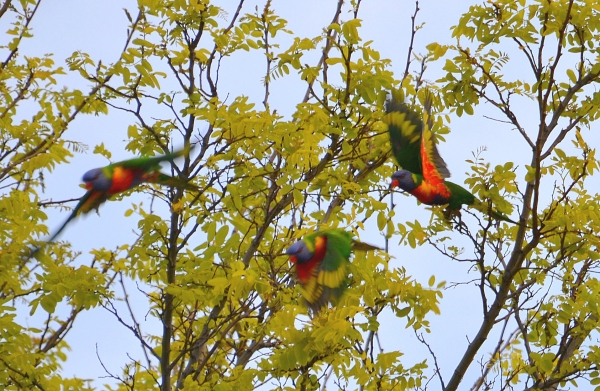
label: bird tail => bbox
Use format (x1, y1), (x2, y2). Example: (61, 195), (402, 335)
(120, 145), (195, 170)
(352, 240), (382, 252)
(470, 199), (522, 226)
(162, 144), (193, 162)
(150, 172), (199, 191)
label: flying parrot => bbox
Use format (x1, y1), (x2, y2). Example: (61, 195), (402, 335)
(384, 90), (518, 224)
(285, 229), (380, 314)
(28, 146), (196, 257)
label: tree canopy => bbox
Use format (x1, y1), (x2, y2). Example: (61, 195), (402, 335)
(1, 0), (600, 390)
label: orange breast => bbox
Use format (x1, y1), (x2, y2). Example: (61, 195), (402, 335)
(108, 167), (136, 193)
(410, 180), (451, 205)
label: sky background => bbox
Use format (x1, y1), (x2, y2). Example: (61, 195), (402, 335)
(9, 0), (600, 389)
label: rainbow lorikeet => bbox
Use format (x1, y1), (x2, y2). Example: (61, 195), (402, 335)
(29, 146), (196, 256)
(385, 90), (517, 224)
(285, 229), (380, 314)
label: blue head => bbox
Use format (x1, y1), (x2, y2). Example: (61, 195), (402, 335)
(82, 168), (112, 191)
(391, 170), (417, 191)
(286, 240), (314, 263)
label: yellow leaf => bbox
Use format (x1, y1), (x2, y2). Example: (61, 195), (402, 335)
(428, 275), (436, 287)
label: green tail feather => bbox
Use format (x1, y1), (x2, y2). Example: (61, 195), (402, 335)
(352, 240), (382, 252)
(470, 199), (520, 225)
(153, 173), (199, 191)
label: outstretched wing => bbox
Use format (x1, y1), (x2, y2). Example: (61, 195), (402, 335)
(419, 91), (451, 185)
(384, 90), (423, 175)
(316, 230), (352, 291)
(294, 229), (380, 314)
(383, 90), (423, 174)
(297, 230), (353, 313)
(45, 190), (108, 243)
(26, 190), (104, 259)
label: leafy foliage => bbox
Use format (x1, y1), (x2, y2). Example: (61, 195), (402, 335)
(1, 0), (600, 391)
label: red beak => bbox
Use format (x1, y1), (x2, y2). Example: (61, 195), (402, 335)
(390, 179), (399, 189)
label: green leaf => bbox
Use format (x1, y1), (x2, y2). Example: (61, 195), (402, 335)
(566, 68), (577, 84)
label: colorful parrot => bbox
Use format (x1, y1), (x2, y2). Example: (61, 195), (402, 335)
(28, 146), (196, 257)
(385, 90), (518, 224)
(285, 229), (380, 314)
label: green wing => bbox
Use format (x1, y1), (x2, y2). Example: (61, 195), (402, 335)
(299, 229), (379, 313)
(385, 90), (451, 181)
(304, 229), (352, 269)
(43, 191), (99, 244)
(318, 229), (352, 277)
(384, 89), (424, 175)
(444, 181), (476, 209)
(300, 229), (353, 311)
(27, 190), (102, 259)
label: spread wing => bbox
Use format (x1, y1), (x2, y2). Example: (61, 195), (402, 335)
(384, 90), (424, 175)
(46, 190), (108, 243)
(26, 190), (105, 259)
(316, 232), (351, 291)
(419, 91), (451, 185)
(298, 230), (353, 313)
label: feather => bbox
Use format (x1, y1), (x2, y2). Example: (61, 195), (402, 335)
(420, 91), (451, 181)
(387, 90), (520, 225)
(287, 229), (379, 314)
(384, 91), (423, 175)
(28, 145), (196, 259)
